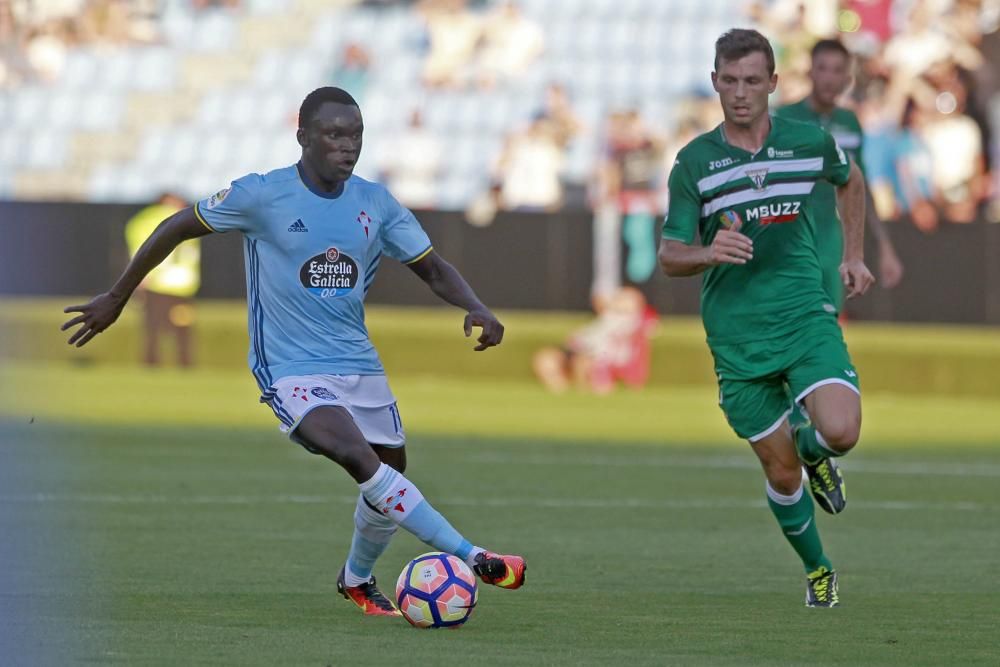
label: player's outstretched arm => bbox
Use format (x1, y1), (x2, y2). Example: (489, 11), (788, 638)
(836, 162), (875, 299)
(61, 208), (211, 347)
(658, 218), (753, 277)
(406, 251), (503, 351)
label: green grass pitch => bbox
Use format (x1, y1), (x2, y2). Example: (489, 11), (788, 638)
(2, 361), (999, 666)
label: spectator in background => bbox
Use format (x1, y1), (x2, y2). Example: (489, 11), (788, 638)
(597, 109), (663, 284)
(894, 99), (940, 233)
(475, 0), (543, 89)
(79, 0), (158, 45)
(418, 0), (480, 89)
(124, 193), (200, 367)
(538, 82), (583, 150)
(533, 287), (657, 395)
(857, 78), (905, 223)
(24, 18), (70, 82)
(331, 42), (372, 103)
(0, 0), (32, 88)
(494, 115), (564, 211)
(919, 62), (987, 224)
(379, 108), (442, 209)
(190, 0), (241, 9)
(881, 0), (983, 83)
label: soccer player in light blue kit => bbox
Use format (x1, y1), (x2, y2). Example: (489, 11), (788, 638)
(62, 87), (526, 617)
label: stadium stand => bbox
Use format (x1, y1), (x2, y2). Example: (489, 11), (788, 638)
(0, 0), (739, 207)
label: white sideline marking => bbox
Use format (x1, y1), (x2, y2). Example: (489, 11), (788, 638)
(0, 493), (993, 512)
(464, 452), (1000, 478)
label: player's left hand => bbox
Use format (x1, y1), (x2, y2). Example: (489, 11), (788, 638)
(840, 259), (875, 299)
(464, 309), (504, 351)
(878, 244), (904, 289)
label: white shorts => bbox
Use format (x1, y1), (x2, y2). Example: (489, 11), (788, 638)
(261, 374), (405, 447)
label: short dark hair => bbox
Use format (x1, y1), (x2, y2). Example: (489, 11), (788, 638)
(810, 38), (850, 62)
(298, 87), (359, 128)
(714, 29), (775, 76)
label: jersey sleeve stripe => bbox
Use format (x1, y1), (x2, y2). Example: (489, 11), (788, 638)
(193, 203), (218, 232)
(403, 245), (433, 264)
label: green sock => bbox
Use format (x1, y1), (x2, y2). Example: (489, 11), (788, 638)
(767, 483), (833, 573)
(788, 402), (809, 429)
(794, 424), (842, 465)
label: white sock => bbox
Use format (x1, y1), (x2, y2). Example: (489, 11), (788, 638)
(343, 562), (370, 588)
(464, 547), (486, 568)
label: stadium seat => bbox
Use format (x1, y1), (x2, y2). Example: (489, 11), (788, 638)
(131, 48), (178, 92)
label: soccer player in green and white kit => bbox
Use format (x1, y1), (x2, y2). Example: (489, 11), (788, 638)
(774, 38), (904, 476)
(658, 29), (874, 607)
(775, 38), (903, 310)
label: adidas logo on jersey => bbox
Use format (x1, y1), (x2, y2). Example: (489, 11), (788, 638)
(288, 218), (308, 232)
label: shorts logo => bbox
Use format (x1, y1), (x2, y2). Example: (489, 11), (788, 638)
(291, 386), (309, 402)
(746, 167), (768, 191)
(310, 387), (339, 400)
(206, 188), (230, 210)
(844, 369), (857, 378)
(300, 247), (359, 298)
(718, 210), (742, 229)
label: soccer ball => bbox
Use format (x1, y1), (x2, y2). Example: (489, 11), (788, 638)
(395, 552), (478, 628)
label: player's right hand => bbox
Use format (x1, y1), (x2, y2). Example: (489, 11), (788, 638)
(708, 219), (753, 265)
(464, 308), (504, 351)
(61, 292), (127, 347)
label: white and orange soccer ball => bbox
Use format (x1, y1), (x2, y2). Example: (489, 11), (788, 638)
(395, 552), (478, 628)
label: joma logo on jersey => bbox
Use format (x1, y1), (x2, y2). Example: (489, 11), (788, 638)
(708, 157), (735, 171)
(745, 201), (802, 225)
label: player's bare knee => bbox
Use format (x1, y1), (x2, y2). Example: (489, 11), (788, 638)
(764, 462), (802, 496)
(818, 418), (860, 453)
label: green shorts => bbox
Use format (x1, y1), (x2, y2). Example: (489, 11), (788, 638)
(821, 260), (844, 314)
(711, 318), (860, 442)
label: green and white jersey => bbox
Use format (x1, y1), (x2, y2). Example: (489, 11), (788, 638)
(775, 100), (864, 177)
(663, 115), (851, 346)
(774, 100), (865, 310)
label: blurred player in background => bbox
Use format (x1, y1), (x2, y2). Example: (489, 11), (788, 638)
(659, 30), (874, 607)
(776, 38), (904, 309)
(124, 192), (199, 368)
(62, 86), (526, 618)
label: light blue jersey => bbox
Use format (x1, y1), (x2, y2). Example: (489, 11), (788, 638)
(194, 163), (433, 390)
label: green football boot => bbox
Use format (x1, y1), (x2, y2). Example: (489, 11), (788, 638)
(803, 457), (846, 515)
(805, 567), (839, 608)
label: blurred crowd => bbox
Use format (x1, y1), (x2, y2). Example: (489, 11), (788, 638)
(3, 0), (999, 229)
(379, 0), (1000, 231)
(761, 0), (1000, 228)
(1, 0), (157, 87)
(0, 0), (241, 88)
